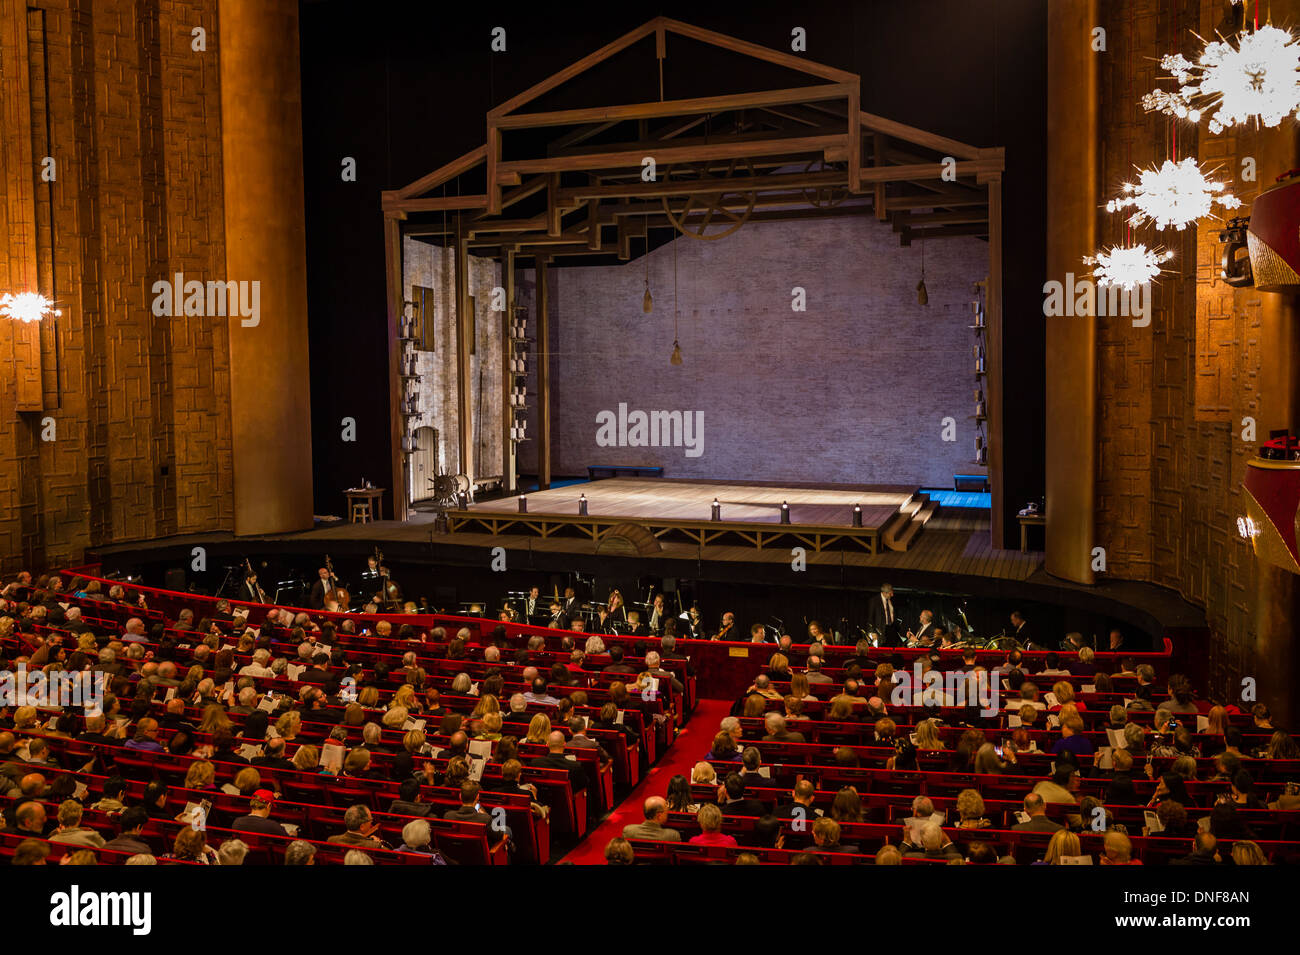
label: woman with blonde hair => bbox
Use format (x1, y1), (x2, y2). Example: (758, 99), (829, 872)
(583, 635), (606, 655)
(742, 694), (767, 718)
(525, 713), (551, 744)
(233, 766), (262, 796)
(1041, 829), (1082, 865)
(914, 718), (945, 751)
(275, 710), (302, 743)
(403, 730), (429, 755)
(470, 694), (500, 720)
(382, 706), (409, 729)
(292, 744), (319, 773)
(691, 761), (717, 785)
(357, 685), (381, 709)
(956, 788), (991, 828)
(391, 684), (418, 712)
(197, 704), (232, 735)
(475, 712), (504, 741)
(1231, 840), (1268, 865)
(183, 760), (217, 791)
(1050, 681), (1080, 711)
(766, 652), (791, 680)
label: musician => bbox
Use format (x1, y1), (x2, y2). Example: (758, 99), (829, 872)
(547, 599), (569, 631)
(523, 586), (542, 622)
(360, 556), (381, 583)
(242, 571), (266, 604)
(562, 586), (579, 616)
(906, 610), (939, 646)
(606, 589), (627, 621)
(684, 605), (704, 639)
(712, 611), (741, 642)
(807, 620), (832, 646)
(376, 566), (402, 610)
(749, 623), (771, 644)
(648, 594), (667, 635)
(309, 567), (335, 611)
(624, 611), (648, 637)
(866, 583), (900, 647)
(1010, 610), (1044, 650)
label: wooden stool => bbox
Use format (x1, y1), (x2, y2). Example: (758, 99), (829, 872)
(351, 501), (373, 524)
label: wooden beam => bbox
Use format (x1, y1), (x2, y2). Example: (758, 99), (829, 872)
(381, 194), (488, 214)
(560, 169), (844, 201)
(489, 20), (658, 118)
(382, 214), (408, 521)
(617, 215), (646, 260)
(536, 253), (552, 489)
(856, 157), (1004, 187)
(502, 134), (843, 176)
(495, 84), (851, 130)
(486, 124), (502, 215)
(549, 120), (620, 152)
(546, 173), (563, 237)
(883, 194), (989, 211)
(660, 17), (858, 84)
(859, 109), (982, 159)
(467, 214), (548, 238)
(394, 144), (487, 199)
(873, 133), (888, 220)
(586, 192), (602, 251)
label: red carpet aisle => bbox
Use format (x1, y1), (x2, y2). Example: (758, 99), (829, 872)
(558, 698), (734, 864)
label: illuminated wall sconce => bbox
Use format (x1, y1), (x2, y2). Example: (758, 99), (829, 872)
(518, 495), (527, 514)
(780, 501), (790, 525)
(852, 504), (862, 527)
(578, 494), (588, 516)
(711, 498), (721, 521)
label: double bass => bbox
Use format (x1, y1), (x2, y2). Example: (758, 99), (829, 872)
(244, 558), (267, 604)
(373, 546), (402, 610)
(323, 554), (350, 610)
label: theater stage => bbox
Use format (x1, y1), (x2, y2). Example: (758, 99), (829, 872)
(447, 478), (937, 555)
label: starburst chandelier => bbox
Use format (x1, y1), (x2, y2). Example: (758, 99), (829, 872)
(1106, 158), (1241, 230)
(0, 292), (61, 323)
(1084, 245), (1175, 290)
(1142, 24), (1300, 134)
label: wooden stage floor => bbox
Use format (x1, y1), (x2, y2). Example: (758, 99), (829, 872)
(467, 478), (916, 526)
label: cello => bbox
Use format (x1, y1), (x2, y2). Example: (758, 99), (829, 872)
(323, 554), (350, 610)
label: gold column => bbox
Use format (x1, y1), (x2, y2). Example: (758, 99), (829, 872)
(1044, 0), (1098, 584)
(219, 0), (313, 534)
(1249, 114), (1300, 726)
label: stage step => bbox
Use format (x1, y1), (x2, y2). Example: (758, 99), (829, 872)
(883, 495), (940, 552)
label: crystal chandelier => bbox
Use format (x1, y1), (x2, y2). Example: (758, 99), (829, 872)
(1142, 24), (1300, 134)
(0, 291), (61, 323)
(1106, 158), (1241, 230)
(1084, 245), (1175, 290)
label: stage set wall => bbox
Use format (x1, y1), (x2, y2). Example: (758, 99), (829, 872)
(514, 216), (988, 487)
(0, 0), (312, 573)
(1076, 0), (1300, 715)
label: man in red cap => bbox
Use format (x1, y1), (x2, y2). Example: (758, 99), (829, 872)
(231, 789), (290, 835)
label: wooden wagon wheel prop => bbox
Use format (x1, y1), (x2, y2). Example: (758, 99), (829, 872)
(802, 159), (851, 208)
(660, 158), (757, 240)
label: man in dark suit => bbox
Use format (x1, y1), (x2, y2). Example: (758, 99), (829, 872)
(547, 600), (569, 631)
(718, 774), (767, 817)
(444, 781), (494, 825)
(866, 584), (901, 647)
(1010, 610), (1044, 650)
(308, 567), (335, 610)
(1011, 793), (1063, 832)
(1170, 831), (1226, 865)
(528, 731), (589, 792)
(251, 738), (297, 771)
(561, 587), (580, 617)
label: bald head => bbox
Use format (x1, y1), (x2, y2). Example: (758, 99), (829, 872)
(643, 795), (667, 820)
(547, 730), (567, 753)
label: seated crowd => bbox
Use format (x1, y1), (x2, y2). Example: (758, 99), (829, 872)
(606, 644), (1298, 865)
(0, 570), (692, 865)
